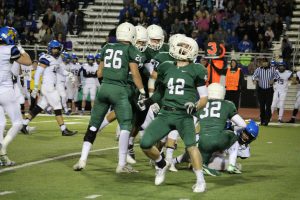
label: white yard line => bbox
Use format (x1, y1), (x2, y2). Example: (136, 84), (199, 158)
(0, 191), (16, 196)
(85, 194), (102, 199)
(0, 146), (119, 174)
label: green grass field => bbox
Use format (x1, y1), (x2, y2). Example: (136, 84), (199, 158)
(1, 115), (300, 200)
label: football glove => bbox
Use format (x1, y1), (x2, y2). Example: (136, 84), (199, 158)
(137, 90), (147, 111)
(184, 102), (196, 115)
(17, 43), (25, 54)
(150, 103), (160, 115)
(31, 87), (39, 98)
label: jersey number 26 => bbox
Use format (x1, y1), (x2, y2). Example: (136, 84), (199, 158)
(104, 49), (123, 69)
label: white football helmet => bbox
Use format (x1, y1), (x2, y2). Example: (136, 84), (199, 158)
(147, 24), (164, 50)
(169, 36), (199, 61)
(134, 25), (148, 52)
(116, 22), (136, 44)
(207, 83), (226, 100)
(168, 34), (185, 46)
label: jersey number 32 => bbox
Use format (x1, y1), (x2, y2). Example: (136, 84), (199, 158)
(199, 101), (221, 119)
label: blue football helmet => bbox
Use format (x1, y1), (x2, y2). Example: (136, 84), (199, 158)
(86, 54), (95, 61)
(95, 53), (101, 60)
(71, 53), (78, 60)
(0, 26), (17, 45)
(62, 51), (71, 62)
(270, 60), (277, 67)
(239, 119), (259, 144)
(48, 40), (62, 57)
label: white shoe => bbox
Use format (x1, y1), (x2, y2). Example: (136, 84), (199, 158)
(126, 154), (136, 164)
(0, 155), (16, 166)
(73, 159), (86, 171)
(155, 160), (170, 185)
(227, 164), (242, 174)
(116, 164), (139, 173)
(169, 163), (178, 172)
(26, 126), (36, 133)
(192, 182), (206, 193)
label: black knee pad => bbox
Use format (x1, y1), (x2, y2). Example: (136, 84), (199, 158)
(83, 126), (98, 144)
(67, 99), (72, 104)
(54, 109), (62, 116)
(20, 104), (25, 115)
(29, 105), (43, 118)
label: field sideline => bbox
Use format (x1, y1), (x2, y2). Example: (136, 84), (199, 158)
(0, 115), (300, 200)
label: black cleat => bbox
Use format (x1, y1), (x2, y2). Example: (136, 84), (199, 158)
(62, 129), (78, 136)
(128, 145), (135, 160)
(21, 125), (29, 134)
(287, 118), (295, 123)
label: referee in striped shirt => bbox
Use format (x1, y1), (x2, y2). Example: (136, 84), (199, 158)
(252, 58), (280, 126)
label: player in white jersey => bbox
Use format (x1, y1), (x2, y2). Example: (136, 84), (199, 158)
(67, 53), (81, 113)
(21, 40), (77, 136)
(287, 70), (300, 123)
(95, 53), (101, 65)
(0, 26), (32, 166)
(271, 62), (292, 123)
(56, 52), (72, 115)
(80, 54), (98, 114)
(20, 64), (33, 105)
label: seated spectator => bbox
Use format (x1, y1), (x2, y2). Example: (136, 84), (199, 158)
(226, 30), (239, 51)
(119, 10), (134, 24)
(220, 16), (232, 32)
(26, 30), (37, 45)
(239, 50), (252, 74)
(57, 8), (69, 28)
(68, 9), (84, 35)
(136, 11), (148, 27)
(256, 33), (267, 53)
(161, 10), (172, 34)
(41, 27), (54, 45)
(23, 14), (37, 32)
(235, 21), (247, 41)
(150, 10), (160, 25)
(209, 14), (219, 34)
(65, 0), (78, 13)
(238, 34), (253, 52)
(271, 15), (283, 41)
(171, 18), (181, 34)
(181, 18), (194, 37)
(35, 24), (47, 43)
(264, 26), (274, 48)
(53, 18), (66, 36)
(214, 27), (227, 43)
(180, 6), (193, 21)
(42, 8), (56, 28)
(196, 11), (210, 32)
(196, 28), (208, 50)
(281, 36), (293, 70)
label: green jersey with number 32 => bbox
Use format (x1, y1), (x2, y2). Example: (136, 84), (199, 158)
(158, 61), (207, 110)
(198, 99), (237, 133)
(101, 43), (142, 86)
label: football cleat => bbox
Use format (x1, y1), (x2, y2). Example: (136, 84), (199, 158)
(168, 163), (178, 172)
(192, 182), (206, 193)
(287, 118), (295, 123)
(203, 165), (221, 176)
(0, 155), (16, 166)
(62, 129), (78, 136)
(116, 164), (139, 173)
(73, 159), (86, 171)
(155, 160), (170, 185)
(126, 154), (136, 164)
(26, 126), (36, 133)
(128, 145), (135, 159)
(20, 125), (29, 134)
(227, 164), (242, 174)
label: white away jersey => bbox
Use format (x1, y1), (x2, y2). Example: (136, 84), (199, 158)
(274, 70), (292, 91)
(81, 63), (98, 85)
(70, 62), (81, 85)
(39, 54), (63, 86)
(56, 59), (69, 85)
(0, 45), (21, 93)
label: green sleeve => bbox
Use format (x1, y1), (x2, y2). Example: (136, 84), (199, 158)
(100, 45), (107, 61)
(157, 62), (169, 83)
(227, 101), (238, 119)
(129, 45), (143, 64)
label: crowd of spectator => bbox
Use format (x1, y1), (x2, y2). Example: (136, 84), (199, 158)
(119, 0), (294, 53)
(0, 0), (85, 49)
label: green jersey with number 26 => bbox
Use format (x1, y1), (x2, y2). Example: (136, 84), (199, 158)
(198, 99), (237, 133)
(100, 43), (142, 87)
(158, 61), (207, 110)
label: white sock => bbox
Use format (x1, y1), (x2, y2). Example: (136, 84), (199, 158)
(228, 141), (239, 166)
(173, 154), (184, 164)
(166, 147), (174, 162)
(118, 130), (130, 167)
(139, 130), (144, 138)
(82, 108), (85, 111)
(80, 141), (92, 161)
(279, 106), (284, 120)
(0, 125), (5, 145)
(99, 117), (109, 131)
(60, 124), (66, 131)
(23, 119), (30, 125)
(1, 125), (21, 155)
(115, 124), (120, 139)
(128, 136), (134, 146)
(194, 169), (205, 184)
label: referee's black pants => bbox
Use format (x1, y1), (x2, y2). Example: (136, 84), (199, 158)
(225, 90), (240, 110)
(257, 87), (274, 124)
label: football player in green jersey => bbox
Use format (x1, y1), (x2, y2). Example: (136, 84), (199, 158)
(73, 22), (145, 173)
(140, 36), (208, 193)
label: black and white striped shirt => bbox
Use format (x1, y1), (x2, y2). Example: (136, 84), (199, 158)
(252, 66), (280, 89)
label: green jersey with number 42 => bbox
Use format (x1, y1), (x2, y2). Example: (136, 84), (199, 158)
(101, 43), (142, 86)
(198, 99), (237, 133)
(158, 61), (207, 110)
